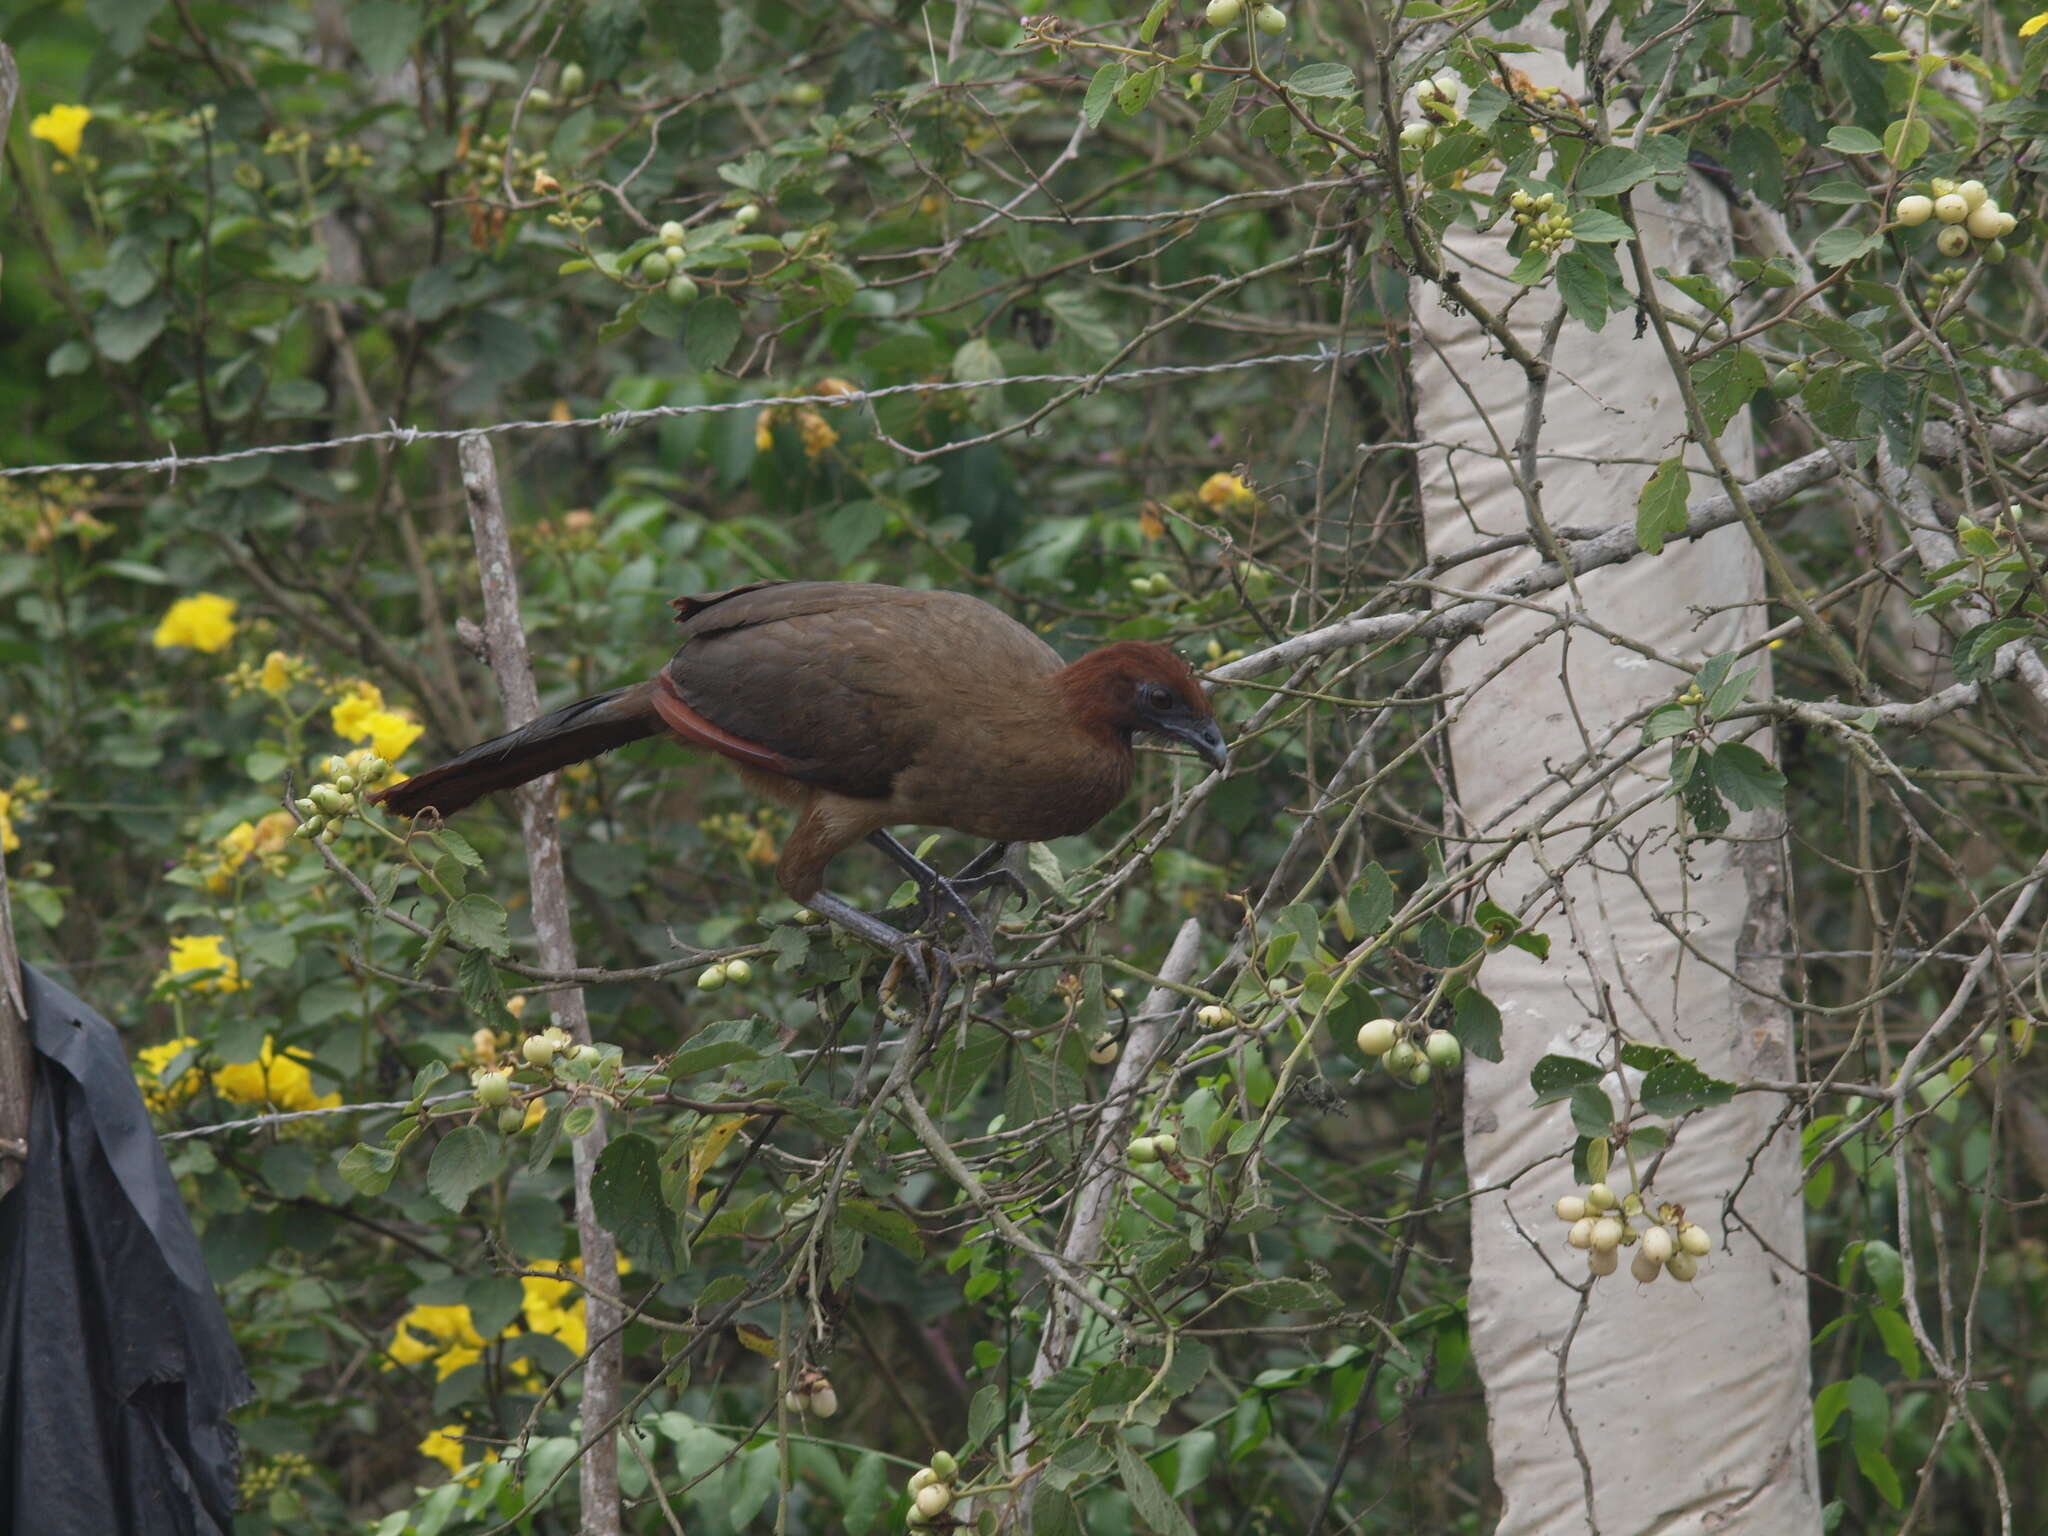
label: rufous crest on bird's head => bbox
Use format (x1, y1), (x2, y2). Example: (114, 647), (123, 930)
(1054, 641), (1229, 772)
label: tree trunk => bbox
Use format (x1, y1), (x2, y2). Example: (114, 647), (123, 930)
(1409, 38), (1822, 1533)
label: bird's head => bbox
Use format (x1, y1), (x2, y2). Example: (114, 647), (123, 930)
(1058, 642), (1228, 773)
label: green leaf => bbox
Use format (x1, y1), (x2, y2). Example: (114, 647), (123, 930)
(1348, 863), (1396, 937)
(1883, 116), (1930, 167)
(1636, 456), (1691, 554)
(592, 1131), (686, 1278)
(1554, 248), (1612, 332)
(1231, 1276), (1340, 1312)
(684, 296), (743, 370)
(1859, 1238), (1905, 1307)
(1643, 702), (1693, 744)
(1824, 125), (1884, 154)
(1453, 985), (1504, 1062)
(722, 1443), (779, 1529)
(1708, 741), (1786, 811)
(1117, 65), (1162, 117)
(953, 337), (1004, 384)
(1681, 762), (1730, 835)
(842, 1452), (889, 1536)
(1529, 1053), (1603, 1105)
(1569, 1083), (1616, 1139)
(1813, 226), (1880, 268)
(837, 1199), (924, 1259)
(447, 894), (512, 956)
(1691, 346), (1768, 436)
(432, 827), (484, 869)
(669, 1017), (773, 1078)
(427, 1125), (501, 1212)
(1083, 63), (1123, 130)
(1564, 207), (1632, 244)
(1138, 0), (1171, 41)
(1115, 1433), (1196, 1536)
(348, 0), (425, 76)
(1952, 617), (2034, 682)
(337, 1142), (398, 1196)
(1190, 79), (1241, 146)
(94, 295), (170, 364)
(1638, 1058), (1735, 1116)
(1870, 1305), (1921, 1379)
(1287, 63), (1356, 98)
(1573, 146), (1657, 197)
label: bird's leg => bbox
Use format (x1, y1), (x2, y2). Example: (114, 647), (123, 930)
(867, 831), (1005, 964)
(803, 891), (939, 993)
(944, 841), (1030, 911)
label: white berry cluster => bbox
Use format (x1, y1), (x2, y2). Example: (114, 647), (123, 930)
(1204, 0), (1287, 34)
(905, 1450), (961, 1527)
(1554, 1184), (1711, 1282)
(1355, 1016), (1462, 1088)
(291, 754), (389, 843)
(784, 1371), (839, 1418)
(1508, 189), (1573, 253)
(695, 956), (755, 991)
(1893, 178), (2018, 264)
(1395, 71), (1464, 152)
(1127, 1130), (1179, 1165)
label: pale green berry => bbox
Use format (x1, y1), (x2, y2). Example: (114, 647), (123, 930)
(1253, 3), (1287, 33)
(1088, 1034), (1120, 1065)
(640, 251), (672, 281)
(1590, 1217), (1623, 1253)
(1355, 1018), (1400, 1056)
(498, 1105), (529, 1135)
(1128, 1137), (1159, 1165)
(696, 964), (728, 991)
(929, 1452), (958, 1481)
(1586, 1182), (1617, 1211)
(808, 1382), (839, 1417)
(1677, 1222), (1711, 1256)
(658, 220), (686, 244)
(1630, 1249), (1664, 1283)
(1640, 1225), (1676, 1263)
(559, 63), (585, 96)
(914, 1485), (952, 1519)
(1405, 1061), (1432, 1087)
(475, 1070), (513, 1108)
(1665, 1250), (1700, 1282)
(1894, 194), (1934, 226)
(1383, 1040), (1419, 1074)
(734, 203), (761, 227)
(522, 1034), (557, 1068)
(1936, 224), (1970, 257)
(907, 1467), (938, 1496)
(1957, 179), (1988, 210)
(1588, 1246), (1619, 1276)
(724, 958), (753, 984)
(1555, 1195), (1587, 1222)
(1423, 1030), (1462, 1070)
(1933, 193), (1969, 224)
(1567, 1216), (1596, 1249)
(1205, 0), (1242, 23)
(1151, 1132), (1178, 1158)
(1965, 201), (2005, 239)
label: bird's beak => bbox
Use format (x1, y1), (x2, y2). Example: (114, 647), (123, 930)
(1161, 718), (1229, 774)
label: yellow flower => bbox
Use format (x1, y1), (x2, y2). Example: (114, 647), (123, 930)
(30, 104), (92, 160)
(212, 1037), (341, 1111)
(2021, 11), (2048, 38)
(389, 1305), (490, 1380)
(754, 408), (779, 452)
(257, 651), (299, 696)
(0, 789), (18, 855)
(331, 682), (423, 763)
(163, 934), (245, 993)
(796, 409), (838, 459)
(418, 1424), (497, 1479)
(1197, 472), (1256, 511)
(153, 593), (238, 653)
(252, 810), (297, 855)
(330, 681), (385, 740)
(136, 1035), (204, 1111)
(367, 710), (424, 762)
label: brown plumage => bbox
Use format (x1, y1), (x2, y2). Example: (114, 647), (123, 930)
(375, 581), (1227, 963)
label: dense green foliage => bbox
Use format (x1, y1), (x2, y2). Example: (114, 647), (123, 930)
(4, 0), (2048, 1530)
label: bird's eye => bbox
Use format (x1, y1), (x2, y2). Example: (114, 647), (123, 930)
(1144, 683), (1176, 712)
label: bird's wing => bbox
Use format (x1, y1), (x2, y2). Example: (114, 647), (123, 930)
(659, 584), (1063, 802)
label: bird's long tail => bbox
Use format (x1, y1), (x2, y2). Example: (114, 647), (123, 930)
(373, 681), (662, 820)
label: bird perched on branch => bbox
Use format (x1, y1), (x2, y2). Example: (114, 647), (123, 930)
(375, 581), (1228, 970)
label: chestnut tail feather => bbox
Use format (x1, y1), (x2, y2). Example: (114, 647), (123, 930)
(372, 683), (661, 819)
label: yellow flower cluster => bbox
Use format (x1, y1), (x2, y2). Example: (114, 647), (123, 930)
(153, 593), (238, 653)
(30, 104), (92, 160)
(203, 812), (298, 892)
(133, 1034), (340, 1112)
(161, 933), (246, 993)
(331, 682), (424, 765)
(0, 791), (18, 856)
(1197, 472), (1257, 511)
(213, 1037), (342, 1110)
(387, 1259), (612, 1391)
(418, 1425), (497, 1478)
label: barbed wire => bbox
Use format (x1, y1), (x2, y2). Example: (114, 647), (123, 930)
(3, 343), (1390, 483)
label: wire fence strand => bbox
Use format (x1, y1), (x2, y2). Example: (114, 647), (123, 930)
(3, 344), (1391, 483)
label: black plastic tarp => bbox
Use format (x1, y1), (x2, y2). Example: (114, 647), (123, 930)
(0, 965), (252, 1536)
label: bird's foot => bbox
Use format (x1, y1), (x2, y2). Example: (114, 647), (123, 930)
(804, 892), (959, 993)
(868, 835), (1024, 966)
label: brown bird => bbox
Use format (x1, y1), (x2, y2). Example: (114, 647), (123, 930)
(375, 580), (1227, 968)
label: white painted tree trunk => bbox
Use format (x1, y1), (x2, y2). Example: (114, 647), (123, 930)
(1408, 42), (1823, 1534)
